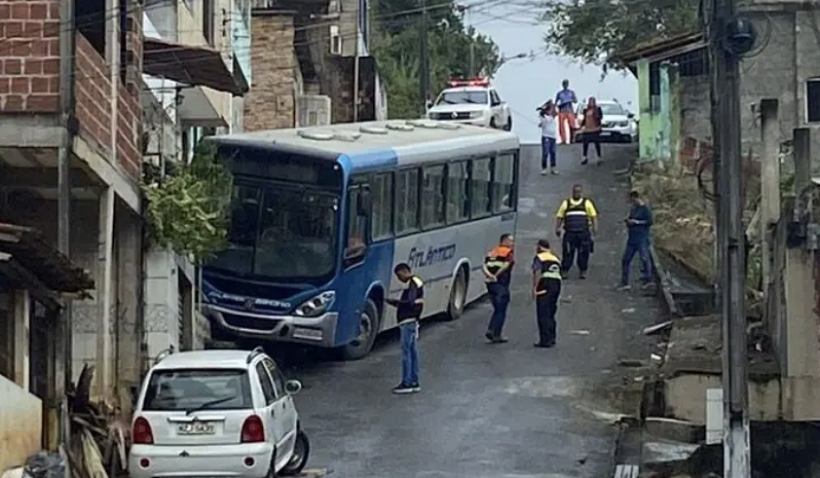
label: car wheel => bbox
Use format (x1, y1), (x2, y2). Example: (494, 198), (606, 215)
(446, 267), (468, 321)
(340, 299), (380, 360)
(503, 117), (512, 131)
(280, 430), (310, 476)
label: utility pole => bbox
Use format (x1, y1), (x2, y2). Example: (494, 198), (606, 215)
(57, 0), (77, 457)
(469, 43), (475, 77)
(707, 0), (751, 473)
(353, 0), (361, 122)
(419, 0), (430, 116)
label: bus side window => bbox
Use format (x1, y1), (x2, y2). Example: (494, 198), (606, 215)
(471, 158), (492, 218)
(493, 154), (516, 213)
(345, 187), (368, 264)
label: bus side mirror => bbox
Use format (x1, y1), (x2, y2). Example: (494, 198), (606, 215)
(357, 189), (371, 216)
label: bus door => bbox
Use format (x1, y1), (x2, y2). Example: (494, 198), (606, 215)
(336, 182), (373, 346)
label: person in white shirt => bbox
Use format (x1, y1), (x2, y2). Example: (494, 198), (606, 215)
(538, 101), (558, 175)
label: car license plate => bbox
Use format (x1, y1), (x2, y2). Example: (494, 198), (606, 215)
(177, 422), (215, 435)
(293, 327), (322, 341)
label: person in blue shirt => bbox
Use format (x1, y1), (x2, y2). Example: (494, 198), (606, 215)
(386, 263), (424, 394)
(619, 191), (653, 290)
(554, 79), (578, 145)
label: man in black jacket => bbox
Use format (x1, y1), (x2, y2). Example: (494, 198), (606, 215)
(386, 263), (424, 394)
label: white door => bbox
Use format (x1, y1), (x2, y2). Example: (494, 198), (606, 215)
(253, 361), (280, 457)
(263, 358), (297, 470)
(490, 90), (504, 127)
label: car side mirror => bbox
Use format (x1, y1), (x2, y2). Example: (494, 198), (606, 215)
(285, 380), (302, 395)
(627, 113), (635, 119)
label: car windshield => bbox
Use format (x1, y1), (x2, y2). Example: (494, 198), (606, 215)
(208, 185), (339, 282)
(600, 103), (625, 115)
(142, 369), (252, 411)
(437, 90), (488, 105)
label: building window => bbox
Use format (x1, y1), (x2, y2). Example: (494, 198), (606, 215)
(807, 79), (820, 123)
(421, 165), (446, 228)
(649, 62), (661, 113)
(203, 0), (215, 46)
(371, 173), (393, 241)
(471, 158), (492, 218)
(0, 291), (14, 381)
(76, 0), (107, 56)
(492, 154), (516, 213)
(395, 169), (420, 234)
(446, 161), (470, 224)
(672, 48), (707, 77)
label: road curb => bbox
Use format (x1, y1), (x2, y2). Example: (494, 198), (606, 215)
(649, 243), (681, 319)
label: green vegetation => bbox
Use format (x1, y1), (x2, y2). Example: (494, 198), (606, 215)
(373, 0), (502, 119)
(542, 0), (700, 71)
(142, 144), (233, 263)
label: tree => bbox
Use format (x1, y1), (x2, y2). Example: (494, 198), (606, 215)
(542, 0), (699, 71)
(373, 0), (501, 119)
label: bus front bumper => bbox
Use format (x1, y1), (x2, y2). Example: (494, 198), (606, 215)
(203, 305), (338, 348)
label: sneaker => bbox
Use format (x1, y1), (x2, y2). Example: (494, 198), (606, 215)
(581, 157), (589, 165)
(484, 331), (494, 342)
(541, 169), (548, 175)
(579, 272), (587, 280)
(410, 383), (421, 393)
(392, 384), (415, 394)
(617, 284), (632, 291)
(491, 336), (509, 344)
(533, 342), (554, 348)
(550, 168), (558, 175)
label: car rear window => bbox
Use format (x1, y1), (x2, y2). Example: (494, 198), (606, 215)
(142, 368), (253, 411)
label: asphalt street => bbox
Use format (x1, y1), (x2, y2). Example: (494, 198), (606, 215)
(286, 142), (662, 478)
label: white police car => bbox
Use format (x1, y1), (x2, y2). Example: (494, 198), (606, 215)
(426, 78), (512, 130)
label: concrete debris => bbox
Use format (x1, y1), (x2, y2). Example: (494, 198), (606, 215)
(569, 329), (590, 335)
(622, 308), (636, 314)
(643, 321), (673, 336)
(650, 353), (663, 362)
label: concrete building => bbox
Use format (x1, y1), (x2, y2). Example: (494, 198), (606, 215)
(0, 0), (145, 459)
(245, 0), (387, 131)
(619, 0), (820, 167)
(617, 0), (820, 425)
(139, 0), (251, 361)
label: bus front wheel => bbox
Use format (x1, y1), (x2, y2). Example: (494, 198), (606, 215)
(340, 299), (380, 361)
(446, 268), (468, 321)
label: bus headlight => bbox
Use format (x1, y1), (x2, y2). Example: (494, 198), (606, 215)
(294, 291), (336, 317)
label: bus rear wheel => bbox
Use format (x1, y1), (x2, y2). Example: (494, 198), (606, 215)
(340, 299), (380, 361)
(446, 268), (468, 321)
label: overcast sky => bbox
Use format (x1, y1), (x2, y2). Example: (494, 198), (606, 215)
(469, 4), (638, 144)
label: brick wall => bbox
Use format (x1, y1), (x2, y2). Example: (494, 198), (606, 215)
(245, 13), (296, 131)
(74, 24), (142, 180)
(0, 0), (61, 113)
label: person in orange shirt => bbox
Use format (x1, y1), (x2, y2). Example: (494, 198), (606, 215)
(482, 234), (515, 343)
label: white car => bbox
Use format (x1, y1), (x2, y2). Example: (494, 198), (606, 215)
(129, 348), (309, 478)
(426, 79), (512, 130)
(575, 100), (637, 143)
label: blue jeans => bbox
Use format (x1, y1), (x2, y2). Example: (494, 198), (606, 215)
(486, 282), (510, 336)
(541, 136), (557, 168)
(400, 321), (420, 386)
(621, 240), (652, 285)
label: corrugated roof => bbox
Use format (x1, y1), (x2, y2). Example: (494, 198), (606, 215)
(0, 222), (94, 294)
(613, 32), (706, 65)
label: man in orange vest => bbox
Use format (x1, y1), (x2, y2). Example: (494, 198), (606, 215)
(483, 234), (515, 343)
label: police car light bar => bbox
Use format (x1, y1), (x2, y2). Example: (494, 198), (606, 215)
(447, 77), (490, 88)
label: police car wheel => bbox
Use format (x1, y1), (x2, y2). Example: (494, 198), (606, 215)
(340, 299), (380, 361)
(446, 269), (468, 321)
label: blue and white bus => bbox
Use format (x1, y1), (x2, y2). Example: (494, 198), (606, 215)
(202, 120), (520, 360)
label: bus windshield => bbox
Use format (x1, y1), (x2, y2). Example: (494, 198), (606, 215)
(208, 184), (339, 282)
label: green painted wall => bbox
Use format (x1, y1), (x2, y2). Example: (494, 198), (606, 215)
(636, 58), (675, 163)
